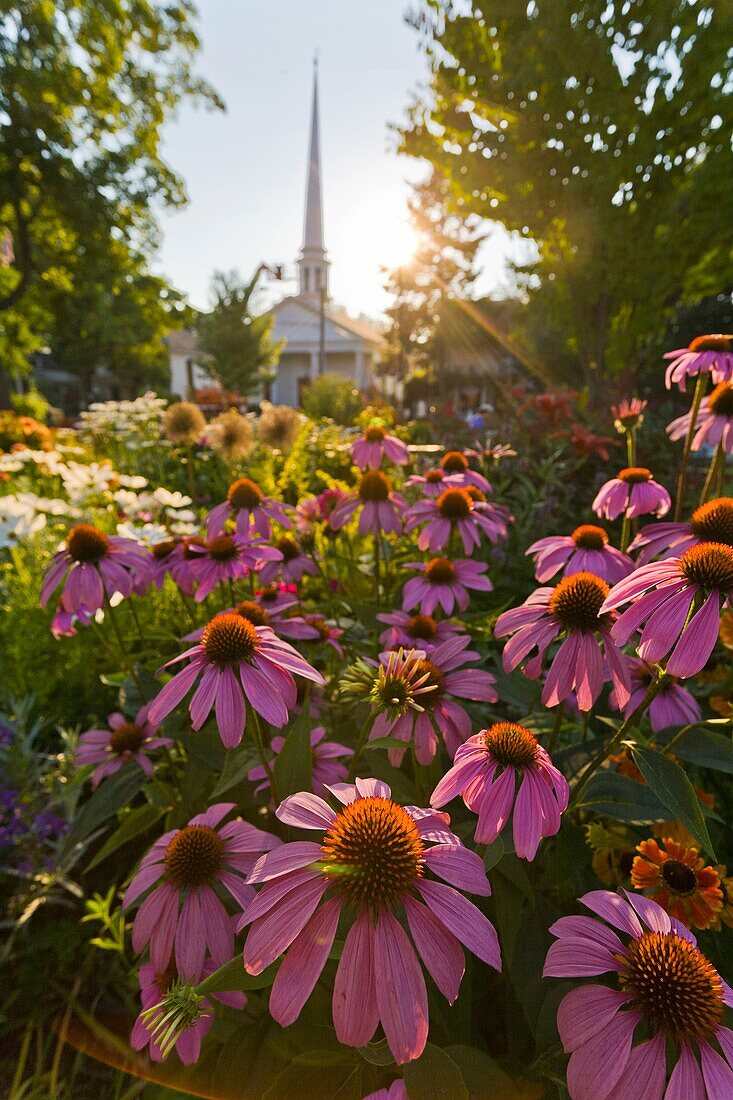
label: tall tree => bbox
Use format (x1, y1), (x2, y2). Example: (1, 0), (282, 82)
(0, 0), (220, 392)
(382, 170), (484, 381)
(196, 269), (285, 396)
(399, 1), (733, 387)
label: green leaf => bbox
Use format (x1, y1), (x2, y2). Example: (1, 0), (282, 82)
(358, 1038), (395, 1066)
(673, 727), (733, 775)
(578, 770), (668, 822)
(210, 745), (258, 799)
(364, 736), (414, 750)
(273, 701), (313, 798)
(199, 957), (280, 994)
(86, 803), (166, 871)
(403, 1044), (469, 1100)
(262, 1053), (360, 1100)
(62, 764), (146, 853)
(632, 746), (717, 858)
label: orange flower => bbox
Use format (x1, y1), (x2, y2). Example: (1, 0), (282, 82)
(631, 836), (723, 930)
(716, 866), (733, 929)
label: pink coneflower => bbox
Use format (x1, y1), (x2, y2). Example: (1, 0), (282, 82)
(182, 597), (310, 647)
(206, 477), (292, 540)
(40, 523), (149, 614)
(377, 610), (465, 651)
(609, 658), (702, 732)
(404, 467), (458, 497)
(592, 468), (671, 521)
(405, 488), (510, 554)
(401, 557), (493, 615)
(146, 538), (181, 590)
(248, 726), (353, 799)
(431, 722), (569, 859)
(167, 537), (207, 596)
(611, 398), (647, 433)
(664, 333), (733, 391)
(439, 450), (492, 493)
(239, 778), (501, 1065)
(329, 471), (406, 537)
(495, 572), (631, 712)
(188, 535), (282, 602)
(297, 613), (345, 657)
(352, 425), (409, 470)
(668, 381), (733, 454)
(131, 957), (245, 1065)
(543, 888), (733, 1098)
(148, 613), (324, 748)
(257, 535), (319, 586)
(630, 497), (733, 564)
(371, 636), (498, 764)
(527, 525), (634, 585)
(601, 541), (733, 678)
(255, 581), (299, 614)
(76, 704), (173, 788)
(123, 802), (280, 974)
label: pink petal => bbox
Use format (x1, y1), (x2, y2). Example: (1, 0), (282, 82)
(700, 1041), (733, 1100)
(605, 1033), (666, 1100)
(215, 666), (246, 747)
(422, 844), (491, 895)
(556, 985), (631, 1051)
(404, 895), (465, 1004)
(665, 1044), (705, 1100)
(666, 590), (722, 678)
(244, 876), (329, 975)
(269, 897), (342, 1027)
(246, 841), (323, 885)
(333, 910), (379, 1047)
(416, 879), (501, 970)
(276, 792), (337, 831)
(175, 891), (206, 979)
(565, 1008), (639, 1100)
(374, 909), (429, 1065)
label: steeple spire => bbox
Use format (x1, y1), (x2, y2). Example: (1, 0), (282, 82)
(298, 55), (329, 301)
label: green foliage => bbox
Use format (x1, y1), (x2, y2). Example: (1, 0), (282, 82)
(400, 2), (733, 384)
(632, 744), (716, 858)
(81, 887), (126, 953)
(301, 373), (362, 423)
(10, 385), (50, 422)
(197, 269), (285, 396)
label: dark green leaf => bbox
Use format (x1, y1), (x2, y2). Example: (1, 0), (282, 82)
(578, 770), (668, 822)
(210, 744), (258, 799)
(199, 958), (280, 994)
(63, 764), (146, 853)
(86, 803), (166, 871)
(403, 1044), (468, 1100)
(673, 727), (733, 775)
(272, 700), (313, 799)
(632, 746), (717, 858)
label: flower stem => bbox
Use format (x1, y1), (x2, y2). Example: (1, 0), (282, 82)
(374, 534), (381, 608)
(625, 428), (635, 468)
(105, 597), (147, 702)
(569, 673), (665, 808)
(185, 443), (196, 505)
(674, 374), (708, 521)
(620, 510), (631, 553)
(248, 705), (279, 807)
(700, 442), (724, 506)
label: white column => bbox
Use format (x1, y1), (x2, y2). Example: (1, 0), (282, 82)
(310, 350), (319, 380)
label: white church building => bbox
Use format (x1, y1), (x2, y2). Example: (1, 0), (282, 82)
(168, 65), (384, 406)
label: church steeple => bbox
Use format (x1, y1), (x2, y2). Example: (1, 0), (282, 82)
(298, 57), (330, 302)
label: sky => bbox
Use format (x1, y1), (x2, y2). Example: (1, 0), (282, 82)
(157, 0), (513, 320)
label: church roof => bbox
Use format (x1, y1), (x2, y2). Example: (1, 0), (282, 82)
(271, 295), (384, 348)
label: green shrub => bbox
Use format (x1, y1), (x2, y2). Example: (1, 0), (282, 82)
(301, 373), (361, 424)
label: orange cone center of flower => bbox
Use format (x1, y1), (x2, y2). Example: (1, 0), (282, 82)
(228, 477), (264, 510)
(689, 334), (733, 353)
(424, 557), (456, 584)
(407, 614), (438, 640)
(425, 469), (445, 484)
(152, 539), (178, 560)
(548, 572), (610, 631)
(690, 499), (733, 545)
(708, 382), (733, 417)
(66, 524), (110, 563)
(661, 859), (699, 896)
(365, 426), (386, 442)
(202, 613), (258, 666)
(621, 932), (723, 1042)
(165, 825), (224, 889)
(618, 467), (653, 484)
(437, 488), (473, 520)
(277, 536), (301, 561)
(234, 600), (270, 627)
(441, 450), (469, 473)
(320, 796), (424, 909)
(258, 583), (281, 604)
(358, 471), (391, 503)
(571, 524), (608, 550)
(680, 541), (733, 591)
(465, 486), (486, 503)
(207, 535), (238, 562)
(109, 723), (147, 755)
(305, 615), (331, 640)
(483, 722), (539, 767)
